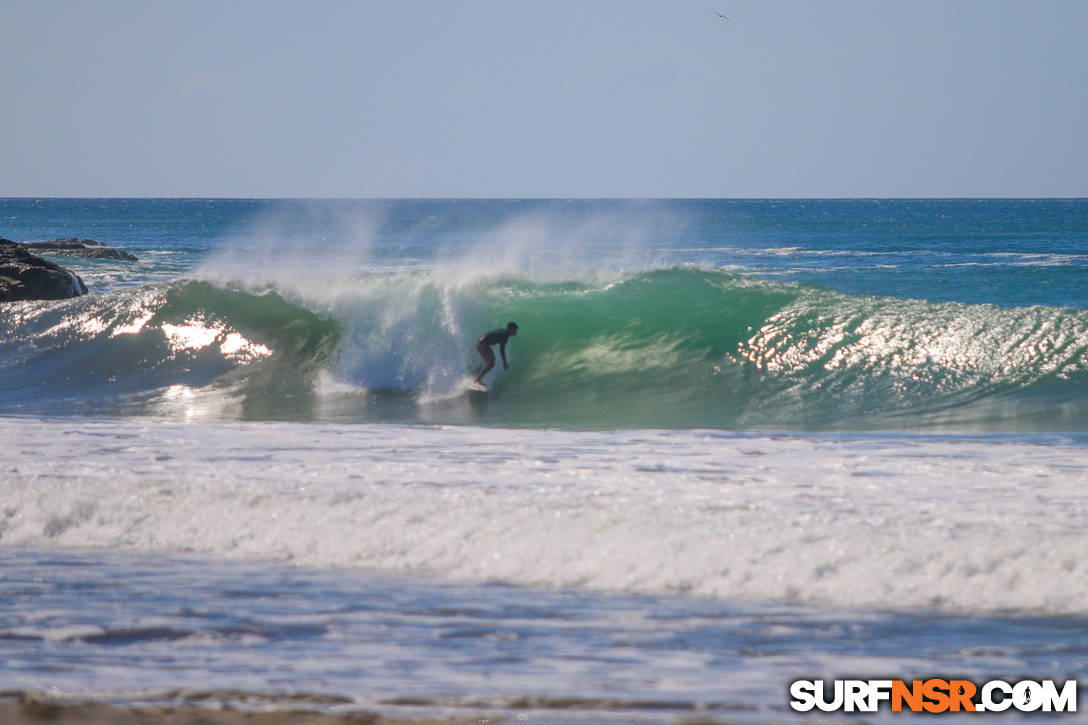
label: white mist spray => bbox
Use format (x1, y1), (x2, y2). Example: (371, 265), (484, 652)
(193, 200), (688, 398)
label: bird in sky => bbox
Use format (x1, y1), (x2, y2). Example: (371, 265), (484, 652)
(716, 11), (730, 21)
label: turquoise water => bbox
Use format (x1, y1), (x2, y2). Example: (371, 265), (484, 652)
(4, 198), (1086, 306)
(3, 199), (1087, 722)
(2, 198), (1086, 430)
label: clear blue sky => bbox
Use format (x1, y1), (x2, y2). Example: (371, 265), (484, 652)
(2, 0), (1086, 197)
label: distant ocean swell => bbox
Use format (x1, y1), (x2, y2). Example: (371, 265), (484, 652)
(2, 267), (1085, 430)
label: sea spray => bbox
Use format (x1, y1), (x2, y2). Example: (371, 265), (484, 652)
(2, 267), (1085, 429)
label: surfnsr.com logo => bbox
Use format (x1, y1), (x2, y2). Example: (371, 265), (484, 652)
(789, 679), (1077, 713)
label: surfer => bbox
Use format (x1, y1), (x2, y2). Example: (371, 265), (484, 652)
(473, 322), (518, 386)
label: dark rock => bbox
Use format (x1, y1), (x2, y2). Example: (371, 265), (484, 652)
(24, 237), (138, 261)
(0, 238), (88, 303)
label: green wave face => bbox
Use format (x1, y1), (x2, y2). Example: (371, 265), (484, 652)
(483, 268), (1088, 430)
(485, 269), (792, 427)
(2, 268), (1086, 430)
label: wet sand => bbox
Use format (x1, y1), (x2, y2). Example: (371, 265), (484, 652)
(0, 699), (732, 725)
(0, 701), (488, 725)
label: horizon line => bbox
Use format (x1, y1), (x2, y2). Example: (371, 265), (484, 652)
(2, 195), (1087, 201)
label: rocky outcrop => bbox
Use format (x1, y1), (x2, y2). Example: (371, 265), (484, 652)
(0, 238), (88, 303)
(24, 238), (138, 261)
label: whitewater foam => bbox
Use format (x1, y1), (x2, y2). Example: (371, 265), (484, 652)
(3, 267), (1087, 429)
(3, 417), (1086, 614)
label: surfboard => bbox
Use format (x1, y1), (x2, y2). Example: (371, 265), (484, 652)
(465, 368), (489, 392)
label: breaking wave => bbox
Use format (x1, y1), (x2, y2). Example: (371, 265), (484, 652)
(2, 267), (1086, 431)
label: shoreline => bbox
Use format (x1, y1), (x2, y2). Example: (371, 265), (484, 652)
(0, 699), (730, 725)
(0, 700), (484, 725)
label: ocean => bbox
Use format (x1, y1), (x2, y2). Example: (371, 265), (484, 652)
(1, 198), (1086, 722)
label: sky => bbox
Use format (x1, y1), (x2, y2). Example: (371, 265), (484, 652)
(2, 0), (1086, 198)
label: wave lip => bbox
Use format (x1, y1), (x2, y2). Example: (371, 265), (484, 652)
(487, 267), (1088, 431)
(1, 267), (1086, 431)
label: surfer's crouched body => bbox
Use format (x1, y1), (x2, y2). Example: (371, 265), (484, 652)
(474, 321), (518, 385)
